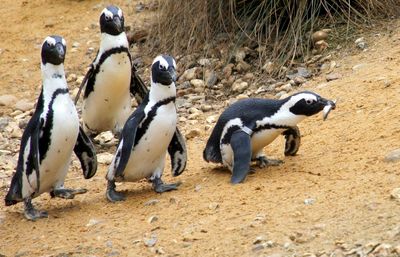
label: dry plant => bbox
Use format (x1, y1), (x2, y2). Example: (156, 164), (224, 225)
(146, 0), (400, 75)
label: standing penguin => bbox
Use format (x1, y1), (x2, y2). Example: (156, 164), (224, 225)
(75, 5), (147, 136)
(106, 55), (187, 202)
(203, 91), (336, 184)
(4, 36), (97, 220)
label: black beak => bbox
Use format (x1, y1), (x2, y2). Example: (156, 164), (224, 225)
(321, 98), (336, 120)
(168, 66), (177, 82)
(113, 16), (123, 33)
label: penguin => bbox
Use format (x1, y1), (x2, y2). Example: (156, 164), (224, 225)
(105, 55), (187, 202)
(203, 91), (336, 184)
(4, 36), (97, 220)
(75, 5), (148, 136)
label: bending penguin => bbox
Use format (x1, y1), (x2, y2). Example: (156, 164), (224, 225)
(106, 55), (187, 202)
(203, 91), (336, 184)
(75, 5), (147, 136)
(4, 36), (97, 220)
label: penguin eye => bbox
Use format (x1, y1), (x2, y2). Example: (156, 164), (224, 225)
(306, 99), (314, 105)
(159, 64), (166, 71)
(105, 15), (112, 21)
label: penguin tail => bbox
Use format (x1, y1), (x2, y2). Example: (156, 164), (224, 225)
(203, 144), (222, 163)
(4, 173), (23, 206)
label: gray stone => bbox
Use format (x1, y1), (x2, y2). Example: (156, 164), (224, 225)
(326, 73), (342, 82)
(206, 71), (218, 87)
(15, 100), (34, 112)
(144, 234), (157, 247)
(0, 95), (18, 107)
(384, 149), (400, 163)
(147, 216), (158, 224)
(286, 67), (312, 80)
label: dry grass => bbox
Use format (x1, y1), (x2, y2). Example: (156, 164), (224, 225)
(146, 0), (400, 75)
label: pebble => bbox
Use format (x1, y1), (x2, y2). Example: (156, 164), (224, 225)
(14, 100), (34, 112)
(181, 67), (199, 81)
(223, 64), (234, 79)
(67, 73), (77, 83)
(384, 149), (400, 162)
(198, 58), (211, 66)
(236, 61), (251, 73)
(190, 79), (205, 88)
(187, 113), (201, 120)
(5, 122), (22, 138)
(86, 218), (102, 227)
(286, 67), (312, 80)
(232, 80), (249, 93)
(235, 49), (246, 62)
(201, 105), (212, 112)
(97, 153), (114, 165)
(355, 37), (368, 50)
(280, 83), (292, 92)
(186, 129), (201, 139)
(326, 73), (342, 82)
(147, 216), (158, 224)
(144, 234), (158, 247)
(206, 115), (217, 124)
(188, 107), (201, 114)
(304, 198), (315, 205)
(0, 95), (18, 107)
(352, 63), (367, 71)
(205, 72), (218, 87)
(94, 131), (115, 144)
(144, 199), (160, 206)
(194, 185), (202, 192)
(390, 188), (400, 201)
(208, 202), (219, 210)
(262, 61), (275, 74)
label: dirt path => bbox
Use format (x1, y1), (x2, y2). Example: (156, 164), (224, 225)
(1, 1), (400, 256)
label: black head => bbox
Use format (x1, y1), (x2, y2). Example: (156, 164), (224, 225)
(151, 55), (177, 86)
(288, 91), (336, 117)
(41, 35), (66, 65)
(100, 5), (124, 35)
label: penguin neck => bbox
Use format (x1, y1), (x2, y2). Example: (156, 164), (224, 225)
(41, 63), (67, 89)
(99, 32), (128, 52)
(149, 81), (176, 103)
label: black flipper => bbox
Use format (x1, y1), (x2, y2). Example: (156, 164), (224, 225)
(114, 109), (146, 177)
(30, 118), (44, 194)
(74, 64), (94, 104)
(74, 126), (97, 179)
(168, 128), (187, 177)
(283, 126), (301, 156)
(230, 130), (252, 184)
(130, 64), (149, 104)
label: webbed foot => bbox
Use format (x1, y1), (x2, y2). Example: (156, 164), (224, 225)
(256, 156), (283, 168)
(152, 177), (181, 193)
(51, 188), (87, 199)
(106, 180), (125, 202)
(24, 198), (48, 221)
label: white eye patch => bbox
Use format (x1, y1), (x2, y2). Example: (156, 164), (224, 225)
(117, 8), (123, 18)
(44, 36), (56, 46)
(102, 8), (113, 20)
(153, 55), (169, 69)
(61, 38), (66, 47)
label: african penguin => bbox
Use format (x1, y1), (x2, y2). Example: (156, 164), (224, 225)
(75, 5), (147, 137)
(4, 36), (97, 221)
(203, 91), (336, 184)
(105, 55), (187, 202)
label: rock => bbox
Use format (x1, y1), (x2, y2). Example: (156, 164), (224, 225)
(262, 61), (275, 74)
(144, 234), (158, 247)
(232, 80), (249, 93)
(187, 113), (201, 120)
(235, 49), (246, 62)
(72, 42), (80, 48)
(144, 199), (160, 206)
(304, 198), (315, 205)
(206, 115), (217, 124)
(294, 76), (307, 85)
(390, 188), (400, 201)
(0, 95), (18, 107)
(201, 105), (212, 112)
(286, 67), (312, 80)
(147, 216), (158, 224)
(94, 131), (115, 144)
(86, 218), (102, 227)
(190, 79), (205, 88)
(312, 30), (328, 44)
(0, 117), (11, 130)
(198, 58), (211, 66)
(194, 185), (202, 192)
(253, 236), (266, 245)
(223, 64), (234, 79)
(355, 37), (367, 50)
(208, 202), (219, 210)
(371, 243), (392, 256)
(235, 61), (251, 73)
(5, 121), (22, 138)
(97, 153), (114, 165)
(205, 71), (218, 87)
(186, 129), (201, 139)
(181, 67), (199, 81)
(244, 73), (255, 81)
(67, 73), (77, 83)
(326, 73), (342, 82)
(384, 149), (400, 163)
(188, 107), (201, 114)
(352, 63), (367, 71)
(14, 100), (34, 112)
(280, 83), (292, 92)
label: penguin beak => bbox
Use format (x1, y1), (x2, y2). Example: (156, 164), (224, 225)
(113, 16), (123, 33)
(321, 98), (336, 120)
(168, 66), (177, 82)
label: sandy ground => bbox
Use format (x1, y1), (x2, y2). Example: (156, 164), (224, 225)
(1, 1), (400, 256)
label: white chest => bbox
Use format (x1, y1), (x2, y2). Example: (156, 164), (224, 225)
(250, 128), (284, 155)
